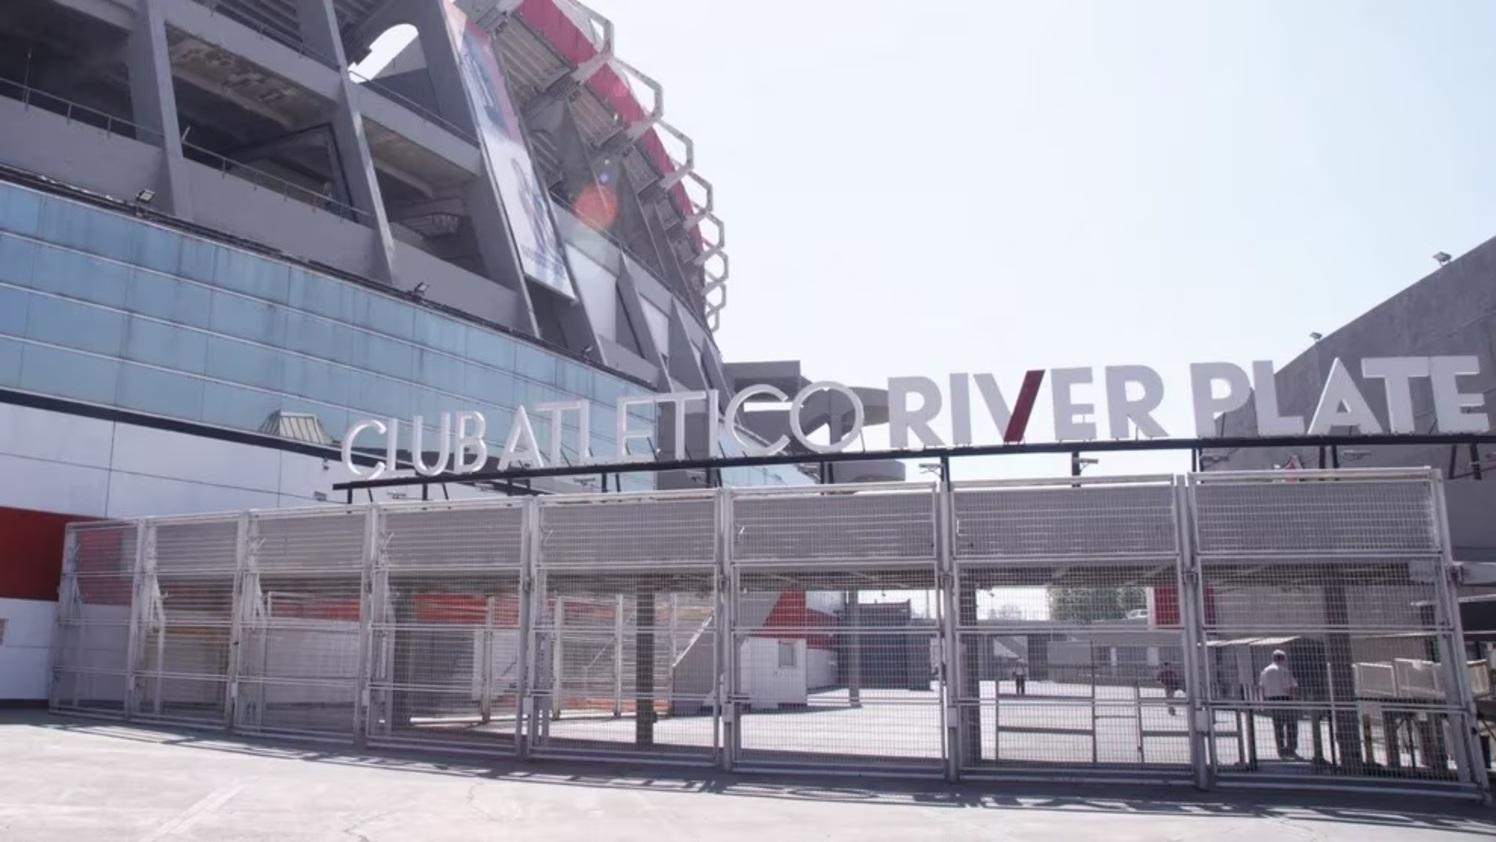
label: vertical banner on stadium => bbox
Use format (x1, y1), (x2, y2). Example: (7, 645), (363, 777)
(444, 0), (576, 298)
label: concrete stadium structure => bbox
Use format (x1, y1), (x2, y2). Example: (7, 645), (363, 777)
(0, 0), (898, 703)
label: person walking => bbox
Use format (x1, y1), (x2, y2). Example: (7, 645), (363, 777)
(1012, 663), (1027, 696)
(1258, 650), (1300, 759)
(1156, 662), (1183, 716)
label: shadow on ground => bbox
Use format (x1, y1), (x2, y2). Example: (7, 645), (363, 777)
(7, 709), (1491, 835)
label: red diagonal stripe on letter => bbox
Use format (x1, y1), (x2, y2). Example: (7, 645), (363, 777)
(1003, 370), (1045, 443)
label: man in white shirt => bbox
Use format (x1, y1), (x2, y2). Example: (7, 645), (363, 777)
(1258, 649), (1300, 759)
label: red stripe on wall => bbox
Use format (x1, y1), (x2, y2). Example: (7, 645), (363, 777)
(1003, 370), (1046, 443)
(0, 508), (99, 602)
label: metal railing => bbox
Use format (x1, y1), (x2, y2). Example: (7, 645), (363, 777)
(347, 69), (478, 145)
(0, 77), (164, 145)
(180, 139), (371, 223)
(186, 0), (340, 70)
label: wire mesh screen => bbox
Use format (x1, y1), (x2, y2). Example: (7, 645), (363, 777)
(732, 487), (937, 565)
(1190, 471), (1477, 789)
(954, 481), (1179, 560)
(531, 493), (719, 761)
(367, 502), (528, 753)
(53, 522), (138, 715)
(136, 518), (239, 724)
(235, 509), (369, 739)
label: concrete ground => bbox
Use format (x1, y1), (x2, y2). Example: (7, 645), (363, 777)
(1, 711), (1491, 841)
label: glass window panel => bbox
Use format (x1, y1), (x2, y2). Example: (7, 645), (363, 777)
(132, 224), (181, 275)
(35, 196), (89, 251)
(0, 185), (42, 235)
(345, 369), (412, 419)
(205, 336), (285, 392)
(560, 361), (594, 398)
(349, 290), (413, 340)
(115, 363), (206, 420)
(282, 354), (348, 405)
(590, 373), (626, 407)
(0, 340), (20, 387)
(287, 269), (350, 321)
(0, 286), (28, 336)
(200, 381), (281, 432)
(30, 247), (130, 308)
(83, 209), (136, 262)
(414, 348), (464, 395)
(124, 268), (212, 328)
(209, 290), (287, 346)
(213, 247), (290, 303)
(344, 331), (413, 381)
(465, 327), (514, 370)
(122, 316), (208, 374)
(463, 365), (517, 410)
(177, 237), (218, 283)
(0, 234), (37, 286)
(515, 343), (558, 385)
(411, 387), (453, 424)
(413, 311), (466, 356)
(284, 311), (353, 361)
(19, 343), (119, 405)
(25, 295), (124, 356)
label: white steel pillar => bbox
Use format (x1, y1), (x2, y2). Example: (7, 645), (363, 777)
(1432, 478), (1491, 802)
(937, 479), (962, 781)
(353, 506), (384, 744)
(47, 529), (79, 713)
(516, 498), (538, 757)
(1174, 477), (1212, 791)
(223, 513), (251, 731)
(122, 519), (153, 721)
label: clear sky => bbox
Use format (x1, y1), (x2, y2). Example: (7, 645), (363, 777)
(578, 0), (1496, 479)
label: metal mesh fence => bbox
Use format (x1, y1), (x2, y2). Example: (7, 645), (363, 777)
(45, 469), (1487, 799)
(951, 477), (1193, 777)
(1191, 470), (1482, 789)
(530, 492), (720, 762)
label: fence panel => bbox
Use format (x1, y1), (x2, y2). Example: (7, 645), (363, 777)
(728, 484), (944, 773)
(1190, 469), (1484, 796)
(135, 517), (240, 725)
(950, 477), (1195, 780)
(366, 500), (528, 754)
(234, 508), (369, 740)
(529, 492), (721, 763)
(52, 522), (139, 716)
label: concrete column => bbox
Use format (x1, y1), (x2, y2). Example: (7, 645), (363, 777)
(127, 0), (193, 218)
(397, 0), (479, 138)
(296, 0), (397, 282)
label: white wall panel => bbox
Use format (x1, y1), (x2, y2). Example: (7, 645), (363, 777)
(0, 402), (114, 467)
(110, 424), (281, 493)
(105, 471), (280, 518)
(0, 452), (109, 516)
(0, 597), (57, 700)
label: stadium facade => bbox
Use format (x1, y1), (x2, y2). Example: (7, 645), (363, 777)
(0, 0), (903, 702)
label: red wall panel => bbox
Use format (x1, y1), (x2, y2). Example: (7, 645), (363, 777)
(0, 507), (98, 601)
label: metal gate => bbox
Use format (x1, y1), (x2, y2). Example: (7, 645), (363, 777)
(949, 476), (1198, 781)
(366, 499), (529, 755)
(46, 468), (1490, 800)
(726, 483), (944, 774)
(528, 490), (721, 763)
(1191, 468), (1486, 794)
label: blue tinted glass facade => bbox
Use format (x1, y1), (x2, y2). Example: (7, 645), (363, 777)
(0, 182), (673, 472)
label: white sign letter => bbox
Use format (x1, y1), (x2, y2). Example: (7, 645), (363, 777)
(1051, 367), (1097, 441)
(342, 419), (388, 480)
(790, 381), (865, 454)
(1361, 357), (1429, 434)
(723, 385), (790, 457)
(1309, 358), (1383, 434)
(888, 376), (945, 449)
(1190, 362), (1251, 438)
(615, 396), (656, 462)
(452, 411), (488, 474)
(1430, 355), (1489, 433)
(500, 406), (545, 470)
(410, 413), (452, 476)
(1104, 365), (1167, 439)
(949, 373), (972, 446)
(1252, 360), (1304, 436)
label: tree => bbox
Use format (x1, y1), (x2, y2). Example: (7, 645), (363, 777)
(1048, 586), (1146, 623)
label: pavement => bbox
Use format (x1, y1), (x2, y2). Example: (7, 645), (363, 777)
(0, 709), (1491, 841)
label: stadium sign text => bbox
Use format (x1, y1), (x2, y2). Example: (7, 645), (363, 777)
(341, 355), (1489, 479)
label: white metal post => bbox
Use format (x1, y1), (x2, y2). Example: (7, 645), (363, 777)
(720, 486), (738, 771)
(516, 497), (537, 757)
(480, 595), (496, 724)
(48, 528), (78, 712)
(353, 506), (382, 744)
(122, 519), (151, 721)
(937, 480), (962, 781)
(613, 593), (625, 717)
(223, 513), (250, 730)
(1175, 478), (1212, 790)
(1431, 478), (1491, 801)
